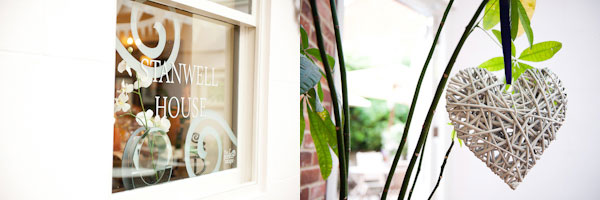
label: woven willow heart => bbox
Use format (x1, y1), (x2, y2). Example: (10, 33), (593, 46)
(446, 67), (567, 189)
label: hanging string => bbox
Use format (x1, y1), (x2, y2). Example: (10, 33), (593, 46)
(499, 0), (512, 84)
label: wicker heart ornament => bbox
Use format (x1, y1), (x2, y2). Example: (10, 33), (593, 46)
(446, 67), (567, 189)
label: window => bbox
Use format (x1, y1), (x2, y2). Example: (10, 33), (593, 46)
(113, 0), (256, 196)
(207, 0), (252, 14)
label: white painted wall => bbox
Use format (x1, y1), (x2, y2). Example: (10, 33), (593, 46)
(0, 0), (299, 199)
(0, 0), (115, 199)
(436, 0), (600, 199)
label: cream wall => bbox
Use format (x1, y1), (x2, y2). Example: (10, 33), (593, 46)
(437, 0), (600, 199)
(0, 0), (299, 199)
(0, 0), (115, 199)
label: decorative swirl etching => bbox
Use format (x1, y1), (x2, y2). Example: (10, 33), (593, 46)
(192, 132), (200, 143)
(184, 110), (238, 176)
(130, 5), (166, 59)
(115, 2), (181, 78)
(122, 127), (173, 189)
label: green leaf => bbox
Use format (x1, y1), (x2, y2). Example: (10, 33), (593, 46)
(309, 87), (337, 157)
(318, 68), (326, 77)
(300, 55), (322, 94)
(516, 0), (536, 38)
(300, 99), (305, 146)
(305, 48), (335, 70)
(307, 105), (333, 180)
(450, 128), (462, 147)
(513, 62), (534, 82)
(317, 82), (324, 102)
(478, 57), (505, 71)
(492, 29), (501, 42)
(510, 0), (519, 40)
(492, 29), (516, 56)
(452, 130), (463, 147)
(483, 0), (500, 30)
(518, 41), (562, 62)
(300, 25), (309, 50)
(308, 88), (324, 113)
(320, 109), (338, 157)
(516, 0), (534, 47)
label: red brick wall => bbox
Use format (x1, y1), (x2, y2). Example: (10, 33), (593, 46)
(300, 0), (337, 200)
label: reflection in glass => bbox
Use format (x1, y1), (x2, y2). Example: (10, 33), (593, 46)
(113, 0), (237, 193)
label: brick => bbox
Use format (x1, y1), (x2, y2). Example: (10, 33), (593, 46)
(300, 16), (313, 35)
(301, 151), (313, 167)
(325, 41), (336, 57)
(300, 187), (309, 200)
(301, 168), (322, 185)
(323, 27), (335, 44)
(308, 41), (317, 49)
(319, 81), (330, 91)
(317, 1), (332, 23)
(311, 151), (319, 165)
(309, 31), (317, 47)
(321, 91), (332, 105)
(301, 0), (312, 20)
(309, 182), (327, 199)
(304, 113), (310, 130)
(321, 86), (331, 95)
(303, 133), (315, 149)
(321, 0), (331, 8)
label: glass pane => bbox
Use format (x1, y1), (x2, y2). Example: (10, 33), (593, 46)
(208, 0), (252, 14)
(113, 0), (237, 193)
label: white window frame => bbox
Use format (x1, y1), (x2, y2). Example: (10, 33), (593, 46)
(111, 0), (285, 199)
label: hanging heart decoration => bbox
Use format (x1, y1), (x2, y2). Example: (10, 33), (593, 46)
(446, 67), (567, 189)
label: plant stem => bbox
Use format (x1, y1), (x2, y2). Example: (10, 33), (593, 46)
(149, 135), (159, 181)
(381, 0), (455, 199)
(134, 77), (158, 179)
(407, 133), (428, 200)
(328, 0), (350, 177)
(308, 0), (348, 199)
(428, 140), (455, 200)
(135, 80), (149, 130)
(397, 1), (489, 199)
(119, 112), (137, 118)
(477, 25), (502, 48)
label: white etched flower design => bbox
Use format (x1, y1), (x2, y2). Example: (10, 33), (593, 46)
(119, 80), (134, 94)
(117, 60), (132, 76)
(153, 115), (171, 132)
(136, 109), (155, 128)
(114, 93), (130, 113)
(134, 73), (153, 89)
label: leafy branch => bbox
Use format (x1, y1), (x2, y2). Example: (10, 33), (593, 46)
(308, 0), (349, 198)
(395, 1), (490, 199)
(478, 0), (562, 85)
(402, 1), (563, 199)
(381, 0), (456, 198)
(329, 0), (352, 178)
(300, 17), (349, 199)
(300, 32), (339, 181)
